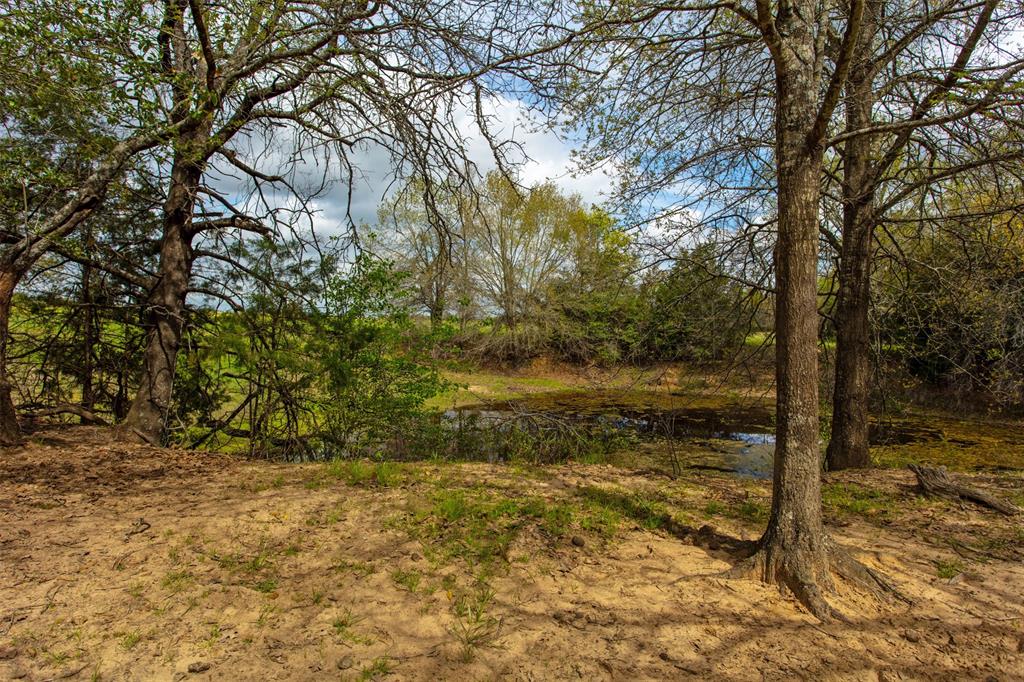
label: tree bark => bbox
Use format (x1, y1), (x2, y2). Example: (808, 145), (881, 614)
(121, 154), (201, 444)
(728, 0), (894, 622)
(0, 268), (23, 444)
(827, 2), (879, 471)
(754, 138), (836, 615)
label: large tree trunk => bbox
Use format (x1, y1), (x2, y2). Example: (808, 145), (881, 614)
(0, 268), (23, 444)
(827, 4), (879, 471)
(745, 7), (835, 607)
(731, 0), (900, 622)
(121, 156), (200, 444)
(753, 141), (836, 614)
(826, 199), (874, 470)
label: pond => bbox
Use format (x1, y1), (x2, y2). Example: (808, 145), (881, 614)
(448, 389), (946, 479)
(448, 390), (778, 478)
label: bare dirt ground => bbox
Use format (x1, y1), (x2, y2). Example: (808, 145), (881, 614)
(2, 426), (1023, 681)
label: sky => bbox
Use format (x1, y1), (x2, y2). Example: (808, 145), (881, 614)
(283, 95), (618, 237)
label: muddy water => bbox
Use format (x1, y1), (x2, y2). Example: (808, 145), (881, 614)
(450, 390), (779, 478)
(450, 390), (945, 478)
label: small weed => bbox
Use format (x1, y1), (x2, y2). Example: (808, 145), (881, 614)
(254, 577), (278, 593)
(359, 656), (393, 680)
(256, 604), (277, 628)
(203, 624), (222, 648)
(935, 559), (965, 580)
(332, 609), (371, 644)
(161, 570), (194, 594)
(119, 631), (141, 651)
(333, 559), (375, 576)
(46, 650), (70, 666)
(127, 582), (145, 599)
(242, 539), (276, 574)
(450, 584), (501, 661)
(391, 569), (422, 592)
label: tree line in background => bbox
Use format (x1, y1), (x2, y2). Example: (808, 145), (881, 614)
(370, 171), (758, 366)
(3, 0), (1023, 620)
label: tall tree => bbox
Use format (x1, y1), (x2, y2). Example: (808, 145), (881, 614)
(546, 0), (898, 618)
(825, 0), (1024, 469)
(121, 0), (581, 444)
(464, 171), (580, 328)
(0, 1), (176, 442)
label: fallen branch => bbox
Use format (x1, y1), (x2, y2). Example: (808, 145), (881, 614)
(21, 404), (108, 425)
(909, 464), (1021, 516)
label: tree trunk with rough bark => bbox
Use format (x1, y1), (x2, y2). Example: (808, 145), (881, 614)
(730, 0), (901, 622)
(121, 155), (200, 444)
(827, 3), (879, 471)
(0, 268), (23, 444)
(743, 0), (835, 609)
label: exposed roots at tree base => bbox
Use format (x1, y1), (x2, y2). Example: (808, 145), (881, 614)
(726, 538), (909, 622)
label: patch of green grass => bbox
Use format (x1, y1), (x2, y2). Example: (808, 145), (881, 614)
(822, 483), (897, 518)
(256, 605), (277, 628)
(332, 609), (371, 645)
(253, 577), (278, 593)
(358, 656), (393, 680)
(119, 631), (142, 651)
(242, 539), (276, 574)
(407, 488), (588, 567)
(577, 486), (670, 531)
(161, 570), (194, 594)
(325, 459), (405, 487)
(734, 499), (769, 523)
(45, 650), (71, 666)
(450, 583), (501, 661)
(391, 569), (422, 592)
(703, 500), (725, 517)
(203, 625), (221, 649)
(935, 558), (965, 580)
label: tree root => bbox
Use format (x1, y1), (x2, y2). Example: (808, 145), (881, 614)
(725, 537), (909, 622)
(910, 464), (1020, 515)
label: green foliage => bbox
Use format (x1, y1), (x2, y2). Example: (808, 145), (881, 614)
(375, 410), (635, 465)
(406, 488), (612, 568)
(636, 245), (753, 362)
(184, 240), (450, 459)
(325, 460), (405, 487)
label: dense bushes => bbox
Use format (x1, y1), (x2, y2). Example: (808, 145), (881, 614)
(875, 220), (1024, 406)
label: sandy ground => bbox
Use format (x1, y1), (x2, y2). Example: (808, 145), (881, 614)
(1, 427), (1023, 681)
